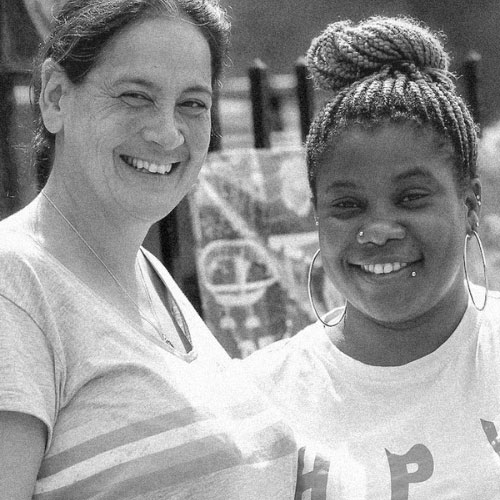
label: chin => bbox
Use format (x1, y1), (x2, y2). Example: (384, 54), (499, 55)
(117, 196), (178, 224)
(353, 296), (429, 326)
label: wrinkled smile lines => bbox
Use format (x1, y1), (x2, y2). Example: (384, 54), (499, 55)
(120, 154), (179, 175)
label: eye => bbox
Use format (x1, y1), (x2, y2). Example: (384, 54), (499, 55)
(120, 92), (152, 106)
(323, 198), (363, 219)
(182, 100), (206, 108)
(398, 190), (430, 205)
(178, 99), (211, 115)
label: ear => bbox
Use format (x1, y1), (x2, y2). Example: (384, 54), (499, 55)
(464, 177), (482, 233)
(39, 59), (72, 134)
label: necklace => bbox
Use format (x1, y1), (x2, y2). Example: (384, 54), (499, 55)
(41, 191), (189, 349)
(137, 257), (191, 349)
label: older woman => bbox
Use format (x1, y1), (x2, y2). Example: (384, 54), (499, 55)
(243, 16), (500, 498)
(0, 1), (297, 498)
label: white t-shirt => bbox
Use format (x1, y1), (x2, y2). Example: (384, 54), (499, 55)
(243, 291), (500, 499)
(0, 228), (297, 499)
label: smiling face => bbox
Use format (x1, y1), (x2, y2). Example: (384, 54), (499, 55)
(315, 121), (476, 326)
(47, 15), (212, 222)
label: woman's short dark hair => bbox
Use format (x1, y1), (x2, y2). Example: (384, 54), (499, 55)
(305, 16), (478, 205)
(32, 0), (230, 186)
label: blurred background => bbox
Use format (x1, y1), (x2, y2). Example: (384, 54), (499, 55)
(2, 0), (500, 357)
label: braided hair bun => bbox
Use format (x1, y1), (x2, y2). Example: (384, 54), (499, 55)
(307, 17), (450, 92)
(305, 16), (478, 205)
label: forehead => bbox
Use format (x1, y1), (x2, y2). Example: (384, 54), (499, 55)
(89, 16), (212, 91)
(318, 122), (457, 187)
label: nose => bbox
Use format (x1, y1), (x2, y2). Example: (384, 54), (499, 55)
(357, 220), (406, 246)
(141, 108), (184, 150)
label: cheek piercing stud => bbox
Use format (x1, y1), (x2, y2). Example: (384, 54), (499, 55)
(411, 271), (417, 277)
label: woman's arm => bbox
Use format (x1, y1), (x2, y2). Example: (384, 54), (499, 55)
(0, 411), (46, 500)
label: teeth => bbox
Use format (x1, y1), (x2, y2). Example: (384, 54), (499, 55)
(361, 262), (408, 275)
(121, 155), (174, 175)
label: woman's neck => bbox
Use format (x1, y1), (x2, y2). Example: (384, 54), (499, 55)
(25, 186), (152, 289)
(329, 286), (469, 366)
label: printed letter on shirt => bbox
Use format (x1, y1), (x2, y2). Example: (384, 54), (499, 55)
(385, 444), (434, 500)
(295, 447), (331, 500)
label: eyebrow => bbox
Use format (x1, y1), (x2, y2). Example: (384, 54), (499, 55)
(112, 77), (212, 96)
(324, 166), (437, 194)
(393, 167), (436, 183)
(324, 180), (358, 193)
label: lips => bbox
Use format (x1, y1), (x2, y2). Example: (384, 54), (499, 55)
(120, 154), (181, 175)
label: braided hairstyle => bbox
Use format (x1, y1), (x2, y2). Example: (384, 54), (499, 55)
(305, 16), (478, 204)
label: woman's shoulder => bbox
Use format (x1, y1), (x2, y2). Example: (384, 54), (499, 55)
(0, 223), (59, 307)
(245, 306), (346, 364)
(487, 288), (500, 302)
(0, 224), (48, 272)
(466, 287), (500, 348)
(0, 223), (38, 261)
(240, 320), (327, 379)
(483, 288), (500, 323)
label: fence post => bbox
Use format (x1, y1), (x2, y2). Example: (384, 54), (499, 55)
(295, 57), (314, 143)
(0, 1), (20, 218)
(0, 72), (17, 219)
(249, 58), (272, 149)
(462, 50), (481, 125)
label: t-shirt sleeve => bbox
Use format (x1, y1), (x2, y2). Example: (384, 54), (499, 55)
(0, 294), (58, 449)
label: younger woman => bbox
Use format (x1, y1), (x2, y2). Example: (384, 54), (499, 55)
(244, 16), (500, 499)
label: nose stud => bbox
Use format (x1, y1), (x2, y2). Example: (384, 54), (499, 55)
(357, 230), (365, 243)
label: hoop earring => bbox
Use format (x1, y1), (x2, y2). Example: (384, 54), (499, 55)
(308, 249), (346, 327)
(463, 230), (488, 311)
